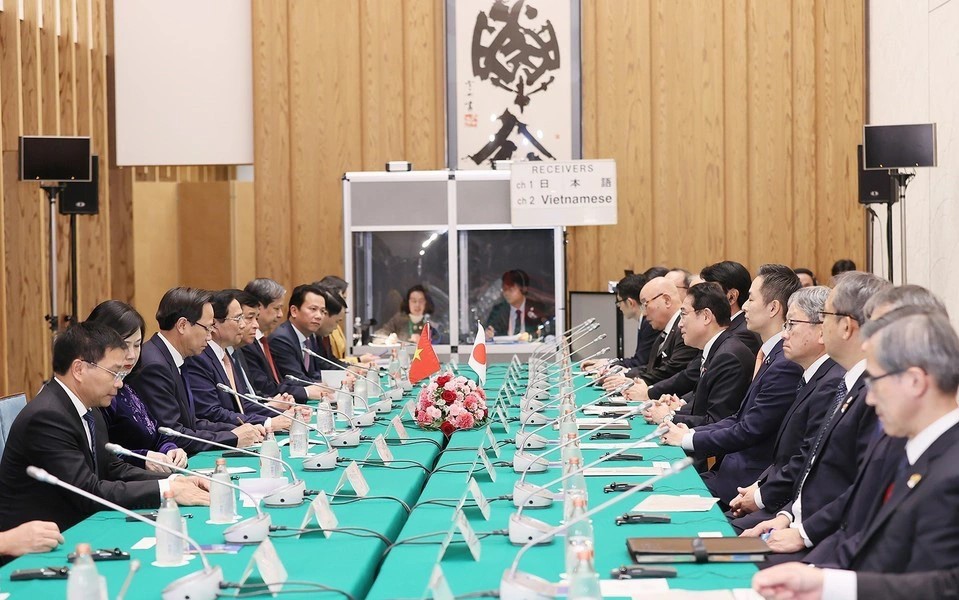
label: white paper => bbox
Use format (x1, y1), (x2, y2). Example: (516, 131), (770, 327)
(632, 495), (720, 513)
(599, 578), (669, 597)
(297, 492), (338, 539)
(454, 510), (482, 561)
(477, 446), (498, 482)
(373, 434), (395, 464)
(238, 477), (290, 507)
(485, 425), (500, 458)
(580, 442), (659, 450)
(698, 531), (724, 538)
(335, 461), (370, 497)
(467, 477), (491, 520)
(583, 466), (663, 477)
(428, 564), (455, 600)
(571, 418), (631, 430)
(250, 538), (287, 594)
(583, 405), (635, 415)
(194, 466), (256, 475)
(391, 416), (409, 442)
(131, 537), (156, 550)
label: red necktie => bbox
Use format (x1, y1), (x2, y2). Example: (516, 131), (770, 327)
(260, 338), (281, 383)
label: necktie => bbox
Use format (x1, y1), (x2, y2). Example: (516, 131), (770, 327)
(302, 343), (311, 371)
(797, 378), (808, 392)
(82, 411), (98, 475)
(513, 309), (522, 335)
(260, 338), (281, 383)
(221, 353), (243, 413)
(700, 356), (707, 377)
(179, 369), (196, 416)
(799, 379), (848, 491)
(752, 350), (767, 379)
(883, 454), (909, 504)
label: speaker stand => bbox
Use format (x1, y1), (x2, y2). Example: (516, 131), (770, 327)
(881, 171), (914, 283)
(40, 184), (67, 336)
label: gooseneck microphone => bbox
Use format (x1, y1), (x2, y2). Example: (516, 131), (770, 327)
(499, 458), (694, 600)
(305, 348), (385, 397)
(283, 375), (379, 431)
(105, 443), (271, 543)
(25, 466), (224, 600)
(158, 427), (305, 507)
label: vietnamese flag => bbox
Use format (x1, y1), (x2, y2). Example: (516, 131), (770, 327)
(408, 324), (441, 384)
(468, 322), (487, 386)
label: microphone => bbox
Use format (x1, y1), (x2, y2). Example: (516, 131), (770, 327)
(105, 443), (271, 543)
(25, 466), (223, 600)
(283, 375), (379, 426)
(500, 458), (694, 600)
(116, 558), (141, 600)
(216, 384), (339, 470)
(305, 348), (386, 398)
(520, 364), (623, 413)
(528, 331), (605, 378)
(522, 344), (610, 402)
(513, 421), (663, 512)
(514, 381), (634, 451)
(528, 319), (597, 359)
(158, 427), (305, 507)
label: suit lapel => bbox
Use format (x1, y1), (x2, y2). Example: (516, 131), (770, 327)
(153, 334), (196, 427)
(47, 383), (97, 472)
(817, 376), (866, 451)
(771, 358), (832, 451)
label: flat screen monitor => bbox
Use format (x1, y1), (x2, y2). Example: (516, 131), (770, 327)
(863, 124), (936, 170)
(19, 136), (92, 182)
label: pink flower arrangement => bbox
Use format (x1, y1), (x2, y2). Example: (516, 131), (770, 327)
(415, 371), (488, 434)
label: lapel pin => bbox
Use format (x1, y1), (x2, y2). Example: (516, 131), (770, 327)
(907, 474), (922, 489)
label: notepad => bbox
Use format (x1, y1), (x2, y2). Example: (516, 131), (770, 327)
(571, 418), (631, 430)
(194, 466), (256, 476)
(580, 441), (659, 450)
(597, 578), (669, 597)
(631, 495), (719, 512)
(583, 466), (663, 477)
(583, 405), (635, 415)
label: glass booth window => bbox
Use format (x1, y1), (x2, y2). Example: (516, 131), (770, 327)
(458, 229), (556, 344)
(352, 230), (450, 344)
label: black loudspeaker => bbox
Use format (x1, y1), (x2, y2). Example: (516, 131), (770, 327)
(19, 136), (91, 181)
(59, 155), (99, 215)
(858, 145), (894, 205)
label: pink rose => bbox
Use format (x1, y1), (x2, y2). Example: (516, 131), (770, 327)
(426, 406), (442, 420)
(448, 403), (465, 417)
(475, 409), (486, 420)
(455, 413), (475, 429)
(464, 395), (478, 411)
(416, 410), (432, 426)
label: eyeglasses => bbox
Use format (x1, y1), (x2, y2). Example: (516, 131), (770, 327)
(819, 310), (852, 321)
(678, 308), (703, 321)
(191, 321), (215, 333)
(85, 361), (130, 384)
(220, 314), (244, 324)
(640, 293), (666, 311)
(614, 298), (626, 307)
(863, 369), (907, 390)
(783, 318), (822, 331)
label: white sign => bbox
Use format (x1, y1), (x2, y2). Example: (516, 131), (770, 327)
(476, 446), (497, 482)
(510, 159), (617, 226)
(427, 565), (455, 600)
(372, 434), (395, 465)
(240, 538), (287, 595)
(467, 477), (491, 520)
(391, 415), (410, 442)
(454, 510), (482, 561)
(334, 461), (370, 497)
(298, 492), (339, 538)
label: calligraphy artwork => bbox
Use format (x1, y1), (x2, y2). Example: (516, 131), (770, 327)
(448, 0), (580, 169)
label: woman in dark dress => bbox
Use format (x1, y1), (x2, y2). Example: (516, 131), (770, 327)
(86, 300), (187, 472)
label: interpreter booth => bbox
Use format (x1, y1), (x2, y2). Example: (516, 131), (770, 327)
(342, 169), (566, 363)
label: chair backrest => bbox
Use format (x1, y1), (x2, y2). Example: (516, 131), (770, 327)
(0, 393), (27, 460)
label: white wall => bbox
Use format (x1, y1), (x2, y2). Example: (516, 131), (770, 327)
(113, 0), (254, 166)
(868, 0), (959, 317)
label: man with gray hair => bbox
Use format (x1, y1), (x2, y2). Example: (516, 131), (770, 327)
(729, 286), (846, 531)
(743, 272), (891, 560)
(754, 308), (959, 591)
(863, 283), (948, 321)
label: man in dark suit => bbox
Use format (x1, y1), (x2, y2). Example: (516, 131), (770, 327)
(583, 273), (659, 372)
(183, 289), (292, 430)
(755, 561), (959, 600)
(128, 287), (263, 454)
(638, 282), (753, 431)
(269, 284), (354, 397)
(741, 272), (892, 560)
(660, 264), (804, 506)
(0, 322), (209, 534)
(728, 286), (846, 529)
(485, 269), (549, 337)
(628, 261), (762, 404)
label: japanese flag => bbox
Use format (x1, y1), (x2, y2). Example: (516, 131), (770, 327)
(468, 322), (487, 386)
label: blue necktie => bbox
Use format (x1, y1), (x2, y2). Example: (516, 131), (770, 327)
(799, 379), (848, 489)
(82, 411), (98, 476)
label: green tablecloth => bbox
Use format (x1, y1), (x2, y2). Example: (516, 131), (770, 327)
(0, 365), (757, 599)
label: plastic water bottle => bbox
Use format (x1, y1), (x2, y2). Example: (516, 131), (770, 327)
(398, 345), (411, 370)
(156, 491), (185, 566)
(67, 543), (106, 599)
(564, 496), (595, 579)
(561, 433), (582, 463)
(259, 428), (283, 479)
(337, 385), (354, 419)
(562, 457), (588, 519)
(566, 547), (601, 599)
(317, 400), (335, 434)
(209, 458), (237, 523)
(388, 350), (401, 386)
(354, 376), (369, 410)
(288, 416), (309, 458)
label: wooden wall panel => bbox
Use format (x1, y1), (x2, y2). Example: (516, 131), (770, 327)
(791, 0), (818, 271)
(359, 0), (406, 170)
(403, 0), (444, 168)
(178, 182), (233, 290)
(232, 182), (257, 286)
(722, 0), (750, 266)
(132, 182), (179, 336)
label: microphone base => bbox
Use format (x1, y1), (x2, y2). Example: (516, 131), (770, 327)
(508, 513), (555, 545)
(223, 513), (271, 544)
(514, 432), (548, 450)
(161, 566), (224, 600)
(329, 429), (361, 447)
(500, 570), (556, 600)
(512, 481), (554, 508)
(512, 451), (550, 474)
(368, 399), (392, 413)
(263, 479), (306, 508)
(302, 449), (339, 471)
(519, 411), (548, 427)
(520, 399), (546, 413)
(351, 412), (377, 427)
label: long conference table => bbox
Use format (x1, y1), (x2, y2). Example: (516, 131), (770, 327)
(0, 362), (757, 599)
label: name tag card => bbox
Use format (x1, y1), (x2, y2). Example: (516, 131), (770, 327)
(334, 460), (370, 497)
(476, 446), (497, 482)
(239, 538), (288, 595)
(391, 416), (410, 442)
(485, 425), (500, 458)
(495, 404), (511, 433)
(426, 565), (455, 600)
(403, 400), (417, 420)
(373, 434), (395, 464)
(297, 492), (338, 538)
(454, 510), (482, 561)
(467, 477), (491, 520)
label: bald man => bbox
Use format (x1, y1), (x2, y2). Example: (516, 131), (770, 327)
(604, 277), (700, 390)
